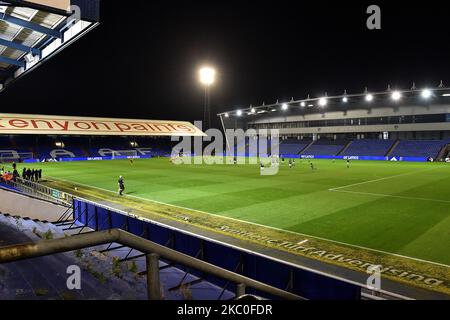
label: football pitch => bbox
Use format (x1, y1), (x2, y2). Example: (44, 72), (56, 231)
(30, 158), (450, 266)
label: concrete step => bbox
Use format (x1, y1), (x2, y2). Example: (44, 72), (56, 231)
(1, 214), (236, 300)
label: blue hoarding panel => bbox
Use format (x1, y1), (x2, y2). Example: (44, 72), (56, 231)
(96, 207), (110, 230)
(294, 269), (361, 300)
(147, 223), (174, 247)
(128, 217), (146, 237)
(74, 200), (362, 300)
(111, 212), (127, 230)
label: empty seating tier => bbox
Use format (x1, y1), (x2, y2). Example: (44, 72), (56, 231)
(301, 140), (348, 156)
(390, 140), (450, 158)
(342, 140), (395, 157)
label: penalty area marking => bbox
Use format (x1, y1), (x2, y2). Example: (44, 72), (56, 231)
(328, 168), (436, 192)
(46, 175), (450, 269)
(328, 167), (450, 204)
(330, 189), (450, 204)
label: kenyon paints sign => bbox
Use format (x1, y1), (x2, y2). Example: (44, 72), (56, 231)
(0, 114), (205, 137)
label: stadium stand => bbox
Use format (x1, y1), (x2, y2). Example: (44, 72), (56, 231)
(280, 139), (311, 155)
(341, 139), (396, 157)
(1, 135), (450, 161)
(390, 140), (450, 158)
(0, 136), (174, 162)
(0, 210), (235, 300)
(301, 139), (348, 156)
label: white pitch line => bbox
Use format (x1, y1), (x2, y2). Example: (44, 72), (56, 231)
(46, 174), (450, 269)
(330, 189), (450, 204)
(328, 168), (436, 192)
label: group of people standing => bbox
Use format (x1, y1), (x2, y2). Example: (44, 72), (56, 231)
(0, 162), (43, 182)
(22, 167), (42, 181)
(0, 163), (43, 183)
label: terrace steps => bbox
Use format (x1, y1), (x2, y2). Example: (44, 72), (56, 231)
(436, 143), (450, 161)
(299, 140), (315, 154)
(0, 212), (235, 300)
(337, 141), (353, 156)
(385, 139), (400, 157)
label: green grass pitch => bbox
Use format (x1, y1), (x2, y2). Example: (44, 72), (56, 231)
(30, 158), (450, 265)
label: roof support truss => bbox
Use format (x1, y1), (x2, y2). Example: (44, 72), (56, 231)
(0, 55), (24, 67)
(0, 37), (41, 56)
(0, 13), (62, 39)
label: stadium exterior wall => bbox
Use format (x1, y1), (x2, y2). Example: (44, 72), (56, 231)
(272, 123), (450, 135)
(249, 104), (450, 124)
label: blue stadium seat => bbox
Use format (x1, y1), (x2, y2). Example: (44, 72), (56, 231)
(280, 140), (311, 156)
(390, 140), (450, 158)
(341, 140), (395, 157)
(301, 140), (348, 156)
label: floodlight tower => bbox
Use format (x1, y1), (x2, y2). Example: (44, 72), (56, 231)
(199, 66), (216, 129)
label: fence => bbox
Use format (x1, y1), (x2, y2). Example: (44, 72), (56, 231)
(6, 179), (410, 300)
(6, 177), (73, 206)
(0, 228), (301, 300)
(72, 198), (384, 300)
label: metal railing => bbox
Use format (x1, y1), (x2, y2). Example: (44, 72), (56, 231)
(0, 228), (303, 300)
(5, 177), (73, 206)
(1, 179), (412, 300)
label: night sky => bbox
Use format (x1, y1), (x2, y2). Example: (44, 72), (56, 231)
(2, 0), (450, 127)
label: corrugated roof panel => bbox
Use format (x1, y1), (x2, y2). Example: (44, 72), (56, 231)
(0, 21), (22, 40)
(9, 6), (37, 21)
(0, 0), (99, 86)
(0, 6), (65, 68)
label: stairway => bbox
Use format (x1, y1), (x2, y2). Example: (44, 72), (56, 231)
(385, 140), (400, 157)
(299, 140), (315, 154)
(0, 213), (235, 300)
(435, 144), (450, 161)
(337, 141), (353, 156)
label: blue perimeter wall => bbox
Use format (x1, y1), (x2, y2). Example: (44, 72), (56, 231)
(24, 155), (152, 163)
(289, 155), (428, 162)
(25, 154), (428, 163)
(73, 198), (362, 300)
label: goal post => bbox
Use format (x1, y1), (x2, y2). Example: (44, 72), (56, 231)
(110, 150), (139, 159)
(0, 151), (34, 163)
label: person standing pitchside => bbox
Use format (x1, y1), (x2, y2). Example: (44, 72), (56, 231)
(118, 176), (125, 196)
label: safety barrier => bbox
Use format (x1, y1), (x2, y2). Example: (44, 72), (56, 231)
(72, 198), (404, 300)
(0, 228), (301, 300)
(6, 177), (73, 206)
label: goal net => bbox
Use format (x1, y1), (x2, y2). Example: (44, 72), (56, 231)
(111, 150), (139, 159)
(0, 151), (34, 163)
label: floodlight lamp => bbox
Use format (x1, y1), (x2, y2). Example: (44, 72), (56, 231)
(365, 94), (374, 102)
(421, 89), (432, 99)
(199, 66), (216, 86)
(392, 91), (402, 101)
